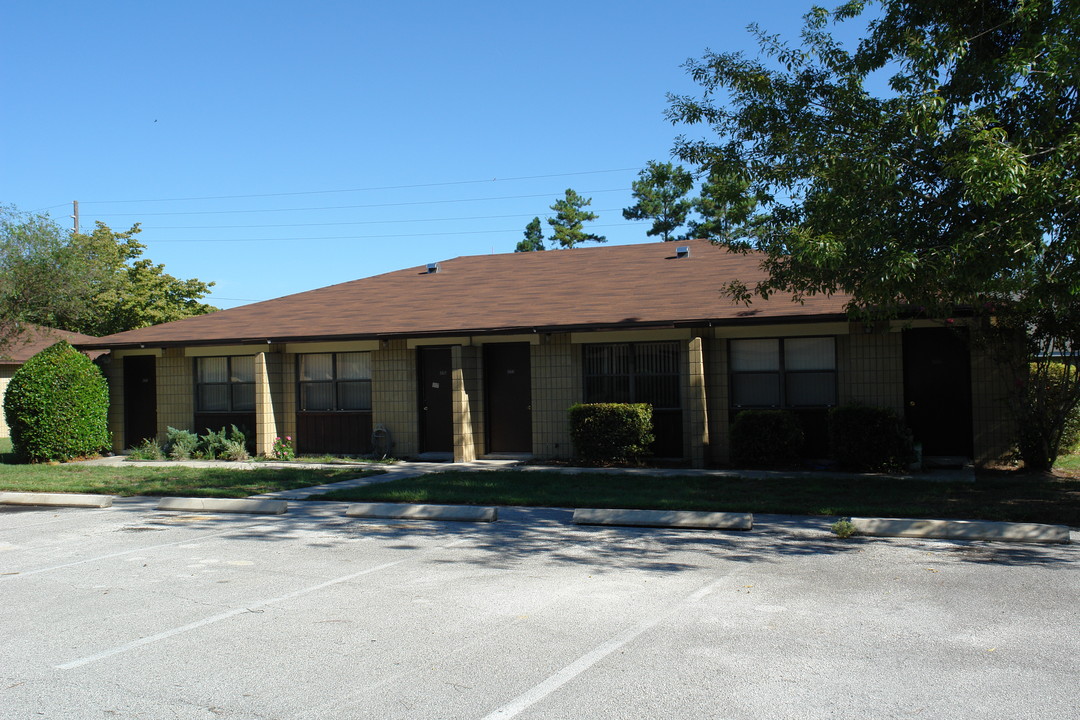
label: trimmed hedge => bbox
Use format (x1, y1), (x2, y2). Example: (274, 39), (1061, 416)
(568, 403), (654, 463)
(730, 410), (804, 467)
(828, 404), (915, 472)
(3, 341), (111, 462)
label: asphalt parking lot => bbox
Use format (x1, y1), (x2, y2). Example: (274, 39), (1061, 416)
(1, 499), (1077, 720)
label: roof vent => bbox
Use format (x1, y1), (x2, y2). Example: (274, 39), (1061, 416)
(426, 262), (440, 274)
(676, 246), (691, 259)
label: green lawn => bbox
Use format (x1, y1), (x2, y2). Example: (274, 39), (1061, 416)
(1055, 452), (1080, 473)
(314, 469), (1080, 526)
(0, 463), (381, 498)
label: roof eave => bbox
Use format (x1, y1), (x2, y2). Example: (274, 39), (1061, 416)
(75, 312), (852, 351)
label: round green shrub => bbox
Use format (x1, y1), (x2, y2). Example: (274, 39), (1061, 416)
(569, 403), (654, 463)
(3, 340), (111, 462)
(730, 410), (804, 467)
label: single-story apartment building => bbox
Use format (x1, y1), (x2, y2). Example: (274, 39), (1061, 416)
(79, 239), (1015, 467)
(2, 325), (101, 439)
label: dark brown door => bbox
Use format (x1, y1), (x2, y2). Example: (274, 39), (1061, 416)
(485, 343), (532, 453)
(123, 356), (157, 446)
(903, 328), (973, 456)
(418, 347), (453, 452)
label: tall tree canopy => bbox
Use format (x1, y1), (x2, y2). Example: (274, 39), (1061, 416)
(515, 216), (547, 252)
(547, 189), (606, 249)
(667, 0), (1079, 468)
(0, 205), (217, 343)
(622, 161), (695, 241)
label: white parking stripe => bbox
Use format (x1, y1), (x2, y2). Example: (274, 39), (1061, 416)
(479, 576), (726, 720)
(6, 524), (275, 578)
(56, 535), (476, 670)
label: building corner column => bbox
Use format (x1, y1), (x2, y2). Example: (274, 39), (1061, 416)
(685, 336), (709, 468)
(253, 352), (278, 457)
(451, 345), (476, 463)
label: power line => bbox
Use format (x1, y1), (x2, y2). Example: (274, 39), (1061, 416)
(79, 167), (642, 204)
(92, 188), (631, 217)
(142, 208), (627, 230)
(148, 222), (637, 243)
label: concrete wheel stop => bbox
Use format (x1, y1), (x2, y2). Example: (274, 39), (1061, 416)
(572, 508), (753, 530)
(345, 502), (497, 522)
(851, 517), (1070, 544)
(0, 492), (115, 508)
(156, 497), (289, 515)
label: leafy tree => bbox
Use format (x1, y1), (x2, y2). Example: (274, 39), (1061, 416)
(515, 216), (547, 252)
(0, 206), (217, 341)
(666, 0), (1079, 469)
(0, 206), (98, 350)
(3, 340), (110, 462)
(622, 161), (694, 241)
(547, 189), (606, 249)
(686, 169), (758, 241)
(66, 221), (217, 336)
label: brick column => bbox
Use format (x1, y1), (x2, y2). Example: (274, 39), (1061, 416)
(253, 352), (279, 457)
(684, 336), (710, 468)
(451, 345), (477, 463)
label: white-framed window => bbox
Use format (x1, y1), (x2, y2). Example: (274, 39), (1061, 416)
(298, 352), (372, 411)
(729, 337), (836, 408)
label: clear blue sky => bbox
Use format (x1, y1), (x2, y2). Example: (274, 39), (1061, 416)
(2, 1), (859, 310)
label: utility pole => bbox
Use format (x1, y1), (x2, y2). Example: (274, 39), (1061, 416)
(71, 200), (79, 234)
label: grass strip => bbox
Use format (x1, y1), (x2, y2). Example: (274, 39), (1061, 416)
(0, 464), (381, 498)
(314, 469), (1080, 526)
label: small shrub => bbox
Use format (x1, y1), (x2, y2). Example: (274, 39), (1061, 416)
(165, 427), (199, 460)
(128, 437), (165, 461)
(196, 427), (228, 459)
(828, 404), (915, 472)
(568, 403), (654, 463)
(271, 436), (295, 461)
(194, 425), (248, 459)
(3, 341), (111, 462)
(831, 518), (857, 539)
(729, 410), (803, 467)
(220, 438), (250, 462)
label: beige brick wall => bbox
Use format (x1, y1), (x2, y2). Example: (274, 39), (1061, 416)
(372, 340), (418, 458)
(705, 337), (730, 464)
(276, 351), (297, 445)
(451, 345), (483, 462)
(103, 356), (125, 452)
(970, 342), (1017, 465)
(156, 348), (193, 441)
(531, 333), (579, 459)
(837, 331), (905, 412)
(253, 352), (276, 456)
(683, 336), (709, 467)
(0, 366), (15, 439)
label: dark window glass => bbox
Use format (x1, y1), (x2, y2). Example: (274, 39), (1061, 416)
(729, 338), (837, 408)
(196, 357), (255, 412)
(583, 342), (680, 410)
(298, 352), (372, 412)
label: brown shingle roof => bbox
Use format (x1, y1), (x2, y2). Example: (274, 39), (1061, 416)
(82, 239), (852, 349)
(0, 325), (102, 364)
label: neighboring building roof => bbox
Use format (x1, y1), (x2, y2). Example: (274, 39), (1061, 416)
(81, 239), (853, 349)
(0, 324), (102, 364)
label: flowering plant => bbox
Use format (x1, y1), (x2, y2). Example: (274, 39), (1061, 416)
(271, 436), (295, 461)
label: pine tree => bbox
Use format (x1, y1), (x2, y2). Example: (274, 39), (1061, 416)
(547, 189), (605, 249)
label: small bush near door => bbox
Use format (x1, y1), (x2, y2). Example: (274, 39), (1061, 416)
(828, 404), (915, 472)
(569, 403), (654, 463)
(729, 410), (804, 467)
